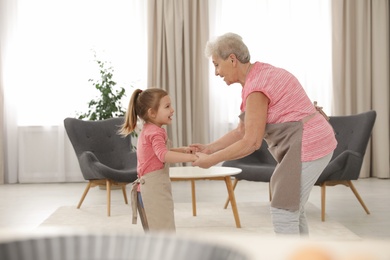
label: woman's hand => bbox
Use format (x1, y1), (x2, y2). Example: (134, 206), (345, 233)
(189, 143), (213, 154)
(192, 152), (214, 169)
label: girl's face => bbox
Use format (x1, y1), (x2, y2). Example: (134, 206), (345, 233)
(150, 95), (174, 127)
(211, 54), (238, 85)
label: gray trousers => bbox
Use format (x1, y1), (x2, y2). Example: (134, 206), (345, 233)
(270, 152), (333, 236)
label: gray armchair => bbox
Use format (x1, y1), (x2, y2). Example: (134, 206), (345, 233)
(222, 110), (376, 221)
(64, 117), (138, 216)
(315, 110), (376, 221)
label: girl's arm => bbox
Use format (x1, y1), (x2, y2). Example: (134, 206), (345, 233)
(170, 147), (192, 154)
(151, 131), (197, 164)
(164, 151), (197, 164)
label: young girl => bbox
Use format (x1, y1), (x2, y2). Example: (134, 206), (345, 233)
(119, 88), (197, 232)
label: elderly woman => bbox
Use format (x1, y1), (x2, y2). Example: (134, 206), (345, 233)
(191, 32), (337, 236)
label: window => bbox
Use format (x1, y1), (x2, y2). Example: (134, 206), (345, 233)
(10, 0), (147, 126)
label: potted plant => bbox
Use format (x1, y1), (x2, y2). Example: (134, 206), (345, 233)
(77, 55), (127, 121)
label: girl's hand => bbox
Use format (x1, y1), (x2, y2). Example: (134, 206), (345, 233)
(182, 146), (193, 154)
(173, 146), (197, 154)
(192, 152), (213, 169)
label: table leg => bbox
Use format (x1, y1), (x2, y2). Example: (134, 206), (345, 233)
(224, 176), (241, 228)
(191, 180), (197, 216)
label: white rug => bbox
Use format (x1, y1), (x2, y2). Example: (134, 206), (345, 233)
(39, 201), (360, 241)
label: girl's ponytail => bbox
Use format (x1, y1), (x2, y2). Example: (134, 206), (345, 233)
(119, 89), (143, 136)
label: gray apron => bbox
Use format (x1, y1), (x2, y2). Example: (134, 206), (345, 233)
(264, 121), (303, 211)
(240, 112), (318, 211)
(267, 113), (320, 211)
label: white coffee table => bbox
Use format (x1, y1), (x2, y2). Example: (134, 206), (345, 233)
(170, 166), (242, 228)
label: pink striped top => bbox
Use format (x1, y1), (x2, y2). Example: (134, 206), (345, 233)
(136, 123), (168, 177)
(241, 62), (337, 161)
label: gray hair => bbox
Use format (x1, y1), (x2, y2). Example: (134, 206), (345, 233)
(204, 32), (250, 63)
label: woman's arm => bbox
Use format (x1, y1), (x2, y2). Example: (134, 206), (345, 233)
(193, 92), (268, 168)
(207, 122), (245, 153)
(190, 118), (245, 154)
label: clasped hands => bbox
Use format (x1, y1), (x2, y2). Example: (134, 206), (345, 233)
(183, 144), (213, 168)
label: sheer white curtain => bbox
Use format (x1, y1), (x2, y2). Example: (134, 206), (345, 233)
(2, 0), (332, 183)
(331, 0), (390, 178)
(2, 0), (147, 183)
(208, 0), (332, 141)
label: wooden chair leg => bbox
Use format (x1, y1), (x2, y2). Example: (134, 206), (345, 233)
(268, 182), (272, 201)
(347, 180), (370, 214)
(122, 185), (128, 204)
(106, 179), (111, 216)
(224, 178), (239, 209)
(77, 181), (92, 209)
(321, 183), (326, 222)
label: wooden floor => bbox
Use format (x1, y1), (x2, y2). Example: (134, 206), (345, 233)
(0, 177), (389, 239)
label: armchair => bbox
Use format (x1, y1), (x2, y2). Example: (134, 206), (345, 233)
(64, 117), (138, 216)
(315, 110), (376, 221)
(222, 110), (376, 221)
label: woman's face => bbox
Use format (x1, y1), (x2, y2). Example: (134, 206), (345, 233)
(211, 54), (238, 85)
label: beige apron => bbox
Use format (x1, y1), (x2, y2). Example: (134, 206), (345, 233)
(240, 112), (318, 211)
(130, 141), (175, 232)
(264, 121), (303, 211)
(265, 113), (319, 211)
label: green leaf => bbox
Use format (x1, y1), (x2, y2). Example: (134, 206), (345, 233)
(75, 52), (134, 122)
